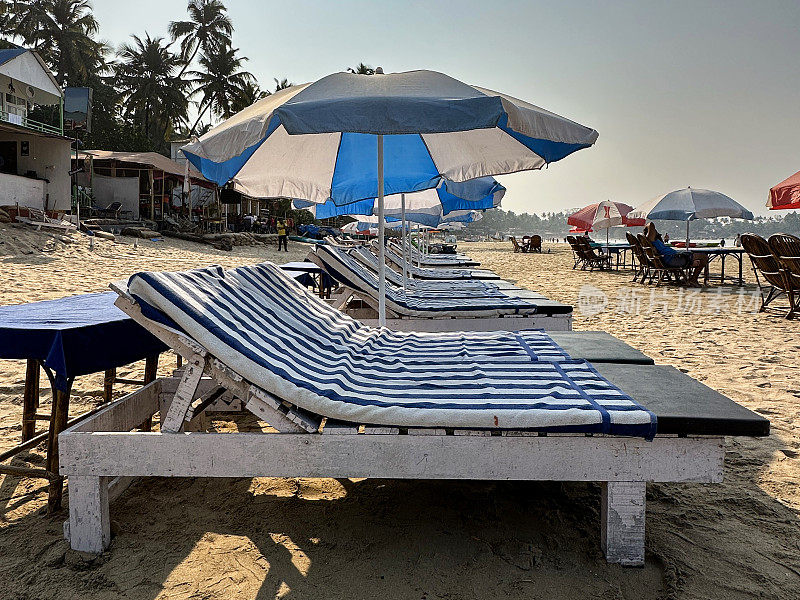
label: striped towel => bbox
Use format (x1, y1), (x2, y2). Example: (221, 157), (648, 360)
(127, 263), (656, 437)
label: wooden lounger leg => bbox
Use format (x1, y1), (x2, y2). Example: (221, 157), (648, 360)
(160, 353), (204, 433)
(140, 354), (159, 431)
(46, 385), (71, 512)
(21, 359), (40, 442)
(67, 475), (111, 553)
(103, 368), (116, 404)
(601, 481), (646, 566)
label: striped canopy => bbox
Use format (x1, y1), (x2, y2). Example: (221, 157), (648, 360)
(629, 188), (754, 222)
(768, 170), (800, 210)
(293, 176), (503, 226)
(181, 70), (598, 205)
(568, 201), (643, 231)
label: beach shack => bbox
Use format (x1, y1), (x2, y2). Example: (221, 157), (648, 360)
(76, 149), (216, 222)
(0, 47), (71, 213)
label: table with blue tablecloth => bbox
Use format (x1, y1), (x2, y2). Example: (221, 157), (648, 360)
(0, 292), (167, 510)
(281, 261), (335, 298)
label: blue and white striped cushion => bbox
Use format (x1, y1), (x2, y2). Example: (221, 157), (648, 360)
(351, 247), (502, 294)
(127, 263), (656, 437)
(382, 246), (497, 280)
(316, 246), (537, 316)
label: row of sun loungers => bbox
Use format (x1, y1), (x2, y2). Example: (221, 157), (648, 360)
(58, 259), (768, 567)
(381, 241), (499, 279)
(387, 240), (480, 267)
(310, 244), (573, 331)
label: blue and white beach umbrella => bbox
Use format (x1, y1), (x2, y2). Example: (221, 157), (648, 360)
(293, 176), (504, 227)
(182, 69), (598, 324)
(629, 187), (754, 245)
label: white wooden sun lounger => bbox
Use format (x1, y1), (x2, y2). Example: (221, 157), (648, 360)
(310, 244), (573, 331)
(57, 263), (768, 566)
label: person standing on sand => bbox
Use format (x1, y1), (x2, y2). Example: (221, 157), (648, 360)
(277, 220), (289, 252)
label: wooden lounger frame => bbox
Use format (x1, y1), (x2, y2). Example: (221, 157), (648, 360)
(58, 291), (723, 566)
(325, 285), (573, 331)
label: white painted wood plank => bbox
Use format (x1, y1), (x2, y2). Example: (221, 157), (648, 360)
(362, 426), (400, 435)
(454, 429), (492, 436)
(244, 391), (308, 433)
(408, 428), (447, 436)
(601, 481), (646, 566)
(70, 381), (160, 433)
(59, 432), (724, 483)
(358, 315), (573, 332)
(66, 475), (111, 553)
(161, 355), (205, 433)
(107, 476), (136, 504)
(323, 420), (359, 435)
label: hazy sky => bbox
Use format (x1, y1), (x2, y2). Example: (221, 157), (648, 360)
(92, 0), (800, 216)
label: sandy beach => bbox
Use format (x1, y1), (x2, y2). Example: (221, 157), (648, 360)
(1, 228), (798, 599)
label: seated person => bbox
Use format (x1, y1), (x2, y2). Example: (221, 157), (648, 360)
(644, 222), (708, 286)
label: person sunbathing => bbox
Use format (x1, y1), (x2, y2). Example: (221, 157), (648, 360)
(644, 222), (708, 286)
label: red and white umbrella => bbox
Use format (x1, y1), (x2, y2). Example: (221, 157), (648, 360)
(568, 201), (643, 231)
(767, 170), (800, 210)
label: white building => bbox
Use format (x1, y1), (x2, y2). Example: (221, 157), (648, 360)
(0, 48), (71, 212)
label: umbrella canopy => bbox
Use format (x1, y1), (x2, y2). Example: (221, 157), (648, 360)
(767, 170), (800, 210)
(181, 70), (598, 204)
(293, 176), (504, 226)
(629, 187), (753, 246)
(628, 188), (754, 222)
(568, 201), (643, 231)
(342, 220), (380, 235)
(182, 69), (598, 326)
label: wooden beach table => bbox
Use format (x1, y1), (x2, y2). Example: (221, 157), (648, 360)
(0, 292), (167, 511)
(690, 247), (746, 286)
(598, 243), (634, 271)
(59, 277), (768, 564)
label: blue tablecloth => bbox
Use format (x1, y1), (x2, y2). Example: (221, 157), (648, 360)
(0, 292), (167, 391)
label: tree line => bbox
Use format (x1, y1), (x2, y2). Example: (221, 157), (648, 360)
(465, 208), (800, 238)
(0, 0), (319, 154)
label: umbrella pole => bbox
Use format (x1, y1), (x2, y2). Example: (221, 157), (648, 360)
(377, 135), (387, 327)
(401, 193), (408, 291)
(686, 220), (690, 248)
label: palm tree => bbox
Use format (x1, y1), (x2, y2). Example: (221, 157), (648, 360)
(188, 46), (255, 133)
(9, 0), (105, 86)
(169, 0), (232, 76)
(347, 62), (375, 75)
(115, 33), (189, 149)
(273, 77), (292, 91)
(229, 80), (269, 113)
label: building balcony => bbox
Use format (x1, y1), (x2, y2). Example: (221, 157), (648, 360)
(0, 108), (63, 136)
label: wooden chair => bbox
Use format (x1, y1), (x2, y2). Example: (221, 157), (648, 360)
(510, 236), (528, 253)
(626, 232), (650, 283)
(576, 237), (612, 271)
(566, 236), (584, 269)
(529, 234), (542, 253)
(740, 234), (790, 314)
(637, 235), (689, 286)
(766, 234), (800, 319)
